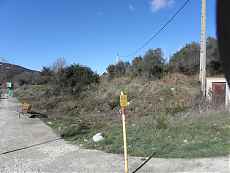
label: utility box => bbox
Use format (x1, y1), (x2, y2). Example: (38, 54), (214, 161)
(206, 77), (230, 107)
(6, 82), (12, 88)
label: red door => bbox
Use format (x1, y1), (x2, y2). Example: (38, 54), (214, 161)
(212, 82), (226, 105)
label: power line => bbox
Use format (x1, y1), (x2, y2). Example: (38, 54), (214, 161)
(132, 151), (157, 173)
(122, 0), (190, 58)
(131, 144), (170, 173)
(0, 137), (62, 156)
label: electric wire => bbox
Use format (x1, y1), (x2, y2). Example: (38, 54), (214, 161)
(0, 137), (62, 156)
(122, 0), (191, 58)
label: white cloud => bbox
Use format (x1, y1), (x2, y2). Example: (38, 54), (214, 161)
(129, 4), (135, 11)
(150, 0), (175, 12)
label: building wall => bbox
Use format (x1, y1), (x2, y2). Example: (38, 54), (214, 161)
(206, 78), (230, 106)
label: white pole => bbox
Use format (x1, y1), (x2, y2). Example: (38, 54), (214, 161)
(121, 109), (128, 173)
(200, 0), (207, 96)
(120, 91), (129, 173)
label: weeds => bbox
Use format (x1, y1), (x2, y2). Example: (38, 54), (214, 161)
(15, 74), (230, 158)
(80, 111), (230, 158)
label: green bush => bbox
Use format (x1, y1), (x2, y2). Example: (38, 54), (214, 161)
(40, 64), (99, 95)
(142, 48), (165, 79)
(62, 64), (99, 94)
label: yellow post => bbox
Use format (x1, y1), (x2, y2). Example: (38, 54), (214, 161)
(120, 91), (128, 173)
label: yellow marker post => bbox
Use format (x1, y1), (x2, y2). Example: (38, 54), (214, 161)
(120, 91), (128, 173)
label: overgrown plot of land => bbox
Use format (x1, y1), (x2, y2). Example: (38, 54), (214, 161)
(49, 111), (230, 158)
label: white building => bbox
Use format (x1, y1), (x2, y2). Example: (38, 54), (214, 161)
(206, 77), (230, 107)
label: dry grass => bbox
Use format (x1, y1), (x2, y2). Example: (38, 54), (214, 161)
(14, 73), (230, 158)
(16, 73), (201, 117)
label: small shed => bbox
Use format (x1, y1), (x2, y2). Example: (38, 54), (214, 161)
(206, 77), (230, 107)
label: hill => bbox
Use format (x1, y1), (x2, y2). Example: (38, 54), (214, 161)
(0, 61), (39, 85)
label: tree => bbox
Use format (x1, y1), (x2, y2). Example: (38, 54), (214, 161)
(106, 64), (116, 79)
(63, 64), (99, 94)
(131, 56), (144, 77)
(115, 61), (129, 76)
(143, 48), (165, 79)
(169, 37), (223, 75)
(169, 42), (200, 74)
(40, 67), (54, 84)
(41, 67), (53, 76)
(52, 57), (66, 73)
(106, 61), (130, 79)
(206, 37), (223, 75)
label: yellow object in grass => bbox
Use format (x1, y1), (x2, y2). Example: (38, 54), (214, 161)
(22, 103), (32, 113)
(120, 92), (128, 108)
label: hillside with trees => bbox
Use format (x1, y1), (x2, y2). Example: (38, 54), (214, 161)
(168, 37), (222, 75)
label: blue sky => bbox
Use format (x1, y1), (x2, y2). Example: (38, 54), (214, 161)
(0, 0), (216, 73)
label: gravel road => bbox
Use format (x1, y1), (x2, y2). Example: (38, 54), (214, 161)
(0, 98), (229, 173)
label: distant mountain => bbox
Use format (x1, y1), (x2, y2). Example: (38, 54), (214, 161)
(0, 61), (39, 84)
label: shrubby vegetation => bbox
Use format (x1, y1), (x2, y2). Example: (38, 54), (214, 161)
(60, 64), (99, 94)
(106, 37), (222, 79)
(169, 42), (200, 74)
(13, 72), (41, 86)
(39, 60), (99, 95)
(15, 37), (229, 158)
(2, 37), (222, 88)
(106, 61), (130, 79)
(169, 37), (222, 75)
(16, 37), (224, 130)
(106, 48), (165, 79)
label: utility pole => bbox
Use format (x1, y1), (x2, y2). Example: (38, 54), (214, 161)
(200, 0), (207, 96)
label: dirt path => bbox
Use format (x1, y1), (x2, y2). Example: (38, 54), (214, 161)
(0, 98), (229, 173)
